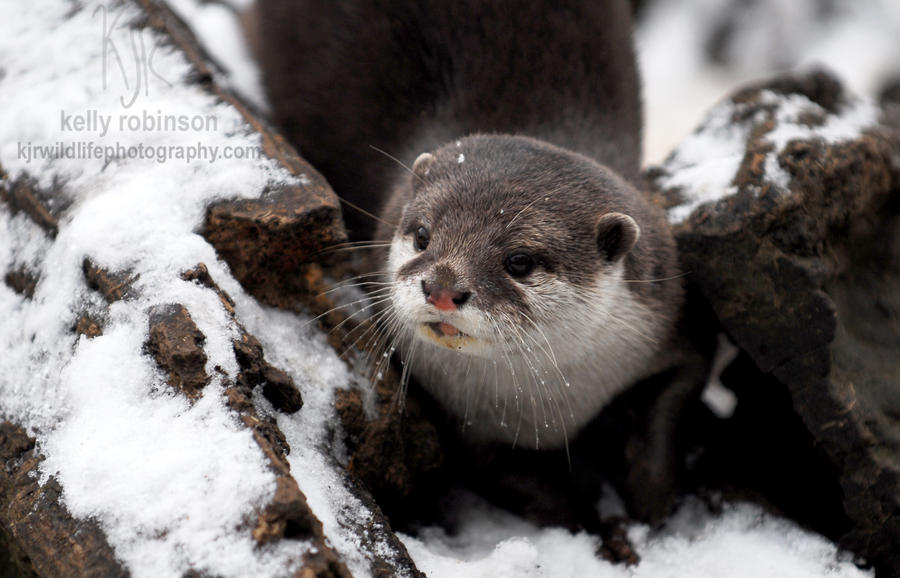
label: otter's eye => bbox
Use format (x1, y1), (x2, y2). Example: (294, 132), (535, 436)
(414, 226), (430, 251)
(504, 252), (535, 278)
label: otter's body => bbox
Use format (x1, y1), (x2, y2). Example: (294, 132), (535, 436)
(256, 0), (703, 521)
(256, 0), (642, 238)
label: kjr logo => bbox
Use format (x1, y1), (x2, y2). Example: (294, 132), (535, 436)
(94, 4), (171, 108)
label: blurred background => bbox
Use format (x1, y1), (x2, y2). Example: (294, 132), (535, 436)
(634, 0), (900, 163)
(177, 0), (900, 166)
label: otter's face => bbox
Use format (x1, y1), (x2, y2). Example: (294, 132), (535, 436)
(384, 136), (641, 364)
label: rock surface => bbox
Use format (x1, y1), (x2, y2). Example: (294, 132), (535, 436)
(650, 69), (899, 576)
(0, 422), (128, 578)
(146, 303), (211, 399)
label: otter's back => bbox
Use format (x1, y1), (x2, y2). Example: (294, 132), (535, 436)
(256, 0), (642, 237)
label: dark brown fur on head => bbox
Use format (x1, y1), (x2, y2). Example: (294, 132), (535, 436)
(377, 135), (680, 319)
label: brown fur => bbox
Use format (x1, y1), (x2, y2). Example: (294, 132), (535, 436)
(255, 0), (642, 239)
(254, 0), (707, 525)
(376, 135), (680, 316)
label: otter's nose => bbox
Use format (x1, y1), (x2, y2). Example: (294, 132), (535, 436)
(422, 280), (471, 311)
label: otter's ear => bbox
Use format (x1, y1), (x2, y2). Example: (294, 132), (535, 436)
(411, 152), (435, 196)
(596, 212), (640, 262)
(412, 152), (435, 178)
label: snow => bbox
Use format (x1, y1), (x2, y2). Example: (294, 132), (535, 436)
(234, 303), (415, 577)
(633, 500), (865, 578)
(661, 89), (879, 224)
(763, 90), (880, 193)
(658, 97), (757, 223)
(763, 90), (880, 152)
(40, 324), (290, 576)
(0, 0), (888, 577)
(400, 495), (869, 578)
(166, 0), (268, 111)
(637, 0), (900, 165)
(701, 334), (740, 419)
(0, 1), (360, 576)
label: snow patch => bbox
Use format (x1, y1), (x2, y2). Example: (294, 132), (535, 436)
(761, 91), (879, 192)
(402, 497), (871, 578)
(0, 1), (335, 576)
(660, 98), (756, 223)
(662, 88), (878, 224)
(763, 91), (879, 151)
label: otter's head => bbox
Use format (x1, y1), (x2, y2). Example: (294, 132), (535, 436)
(384, 135), (646, 365)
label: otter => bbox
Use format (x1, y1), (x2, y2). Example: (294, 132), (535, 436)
(254, 0), (708, 523)
(375, 135), (683, 452)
